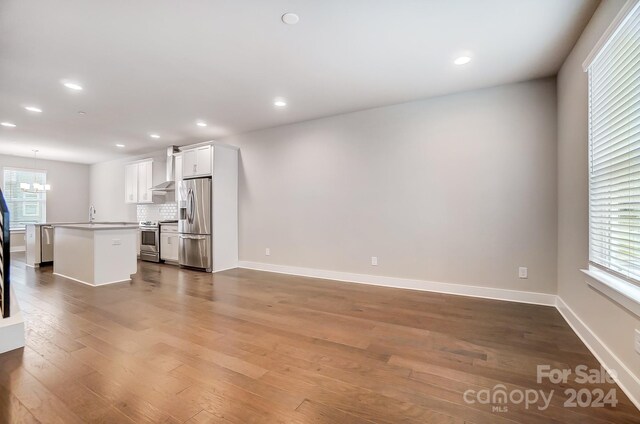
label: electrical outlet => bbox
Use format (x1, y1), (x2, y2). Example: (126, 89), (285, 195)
(519, 267), (528, 279)
(265, 248), (270, 256)
(112, 239), (121, 245)
(371, 256), (378, 266)
(634, 329), (640, 354)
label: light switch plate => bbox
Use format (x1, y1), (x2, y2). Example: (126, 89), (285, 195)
(112, 239), (121, 245)
(371, 256), (378, 266)
(265, 248), (270, 256)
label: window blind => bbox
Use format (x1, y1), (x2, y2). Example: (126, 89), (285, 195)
(588, 2), (640, 282)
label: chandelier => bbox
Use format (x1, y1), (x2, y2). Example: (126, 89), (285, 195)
(20, 149), (51, 193)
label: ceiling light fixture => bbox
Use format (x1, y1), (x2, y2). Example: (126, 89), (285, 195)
(273, 99), (287, 107)
(281, 13), (300, 25)
(150, 134), (160, 139)
(116, 143), (125, 148)
(1, 122), (16, 127)
(24, 106), (42, 113)
(20, 150), (51, 192)
(63, 81), (83, 90)
(196, 121), (207, 127)
(454, 56), (472, 65)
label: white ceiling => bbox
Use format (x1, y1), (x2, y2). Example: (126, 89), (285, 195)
(0, 0), (598, 164)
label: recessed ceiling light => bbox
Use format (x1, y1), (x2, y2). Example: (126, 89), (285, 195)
(149, 134), (160, 139)
(454, 56), (472, 65)
(63, 81), (83, 90)
(196, 121), (207, 127)
(282, 13), (299, 25)
(1, 122), (16, 127)
(116, 143), (125, 148)
(274, 99), (287, 107)
(24, 106), (42, 113)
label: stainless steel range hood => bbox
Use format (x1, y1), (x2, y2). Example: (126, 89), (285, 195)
(151, 146), (179, 192)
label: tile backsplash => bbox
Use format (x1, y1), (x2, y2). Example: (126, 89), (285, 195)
(137, 202), (178, 222)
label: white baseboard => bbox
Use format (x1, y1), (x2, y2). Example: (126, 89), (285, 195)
(238, 261), (556, 306)
(0, 287), (25, 354)
(53, 272), (131, 287)
(556, 297), (640, 411)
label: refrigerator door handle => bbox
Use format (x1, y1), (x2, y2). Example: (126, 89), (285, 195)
(186, 189), (190, 223)
(187, 188), (193, 224)
(179, 234), (208, 240)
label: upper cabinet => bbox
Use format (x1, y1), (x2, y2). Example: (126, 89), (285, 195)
(124, 159), (154, 204)
(137, 160), (153, 203)
(182, 145), (212, 178)
(124, 163), (138, 203)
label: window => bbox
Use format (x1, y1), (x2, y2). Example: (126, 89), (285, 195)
(2, 168), (47, 230)
(587, 2), (640, 283)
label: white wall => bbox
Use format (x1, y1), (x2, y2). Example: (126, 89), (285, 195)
(89, 149), (169, 222)
(557, 0), (640, 398)
(0, 154), (90, 250)
(225, 78), (558, 294)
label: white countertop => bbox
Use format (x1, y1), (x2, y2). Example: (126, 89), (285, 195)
(54, 223), (139, 230)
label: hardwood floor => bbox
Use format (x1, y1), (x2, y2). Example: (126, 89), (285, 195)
(1, 253), (638, 424)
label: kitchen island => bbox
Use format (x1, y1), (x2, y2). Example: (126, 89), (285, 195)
(53, 223), (139, 286)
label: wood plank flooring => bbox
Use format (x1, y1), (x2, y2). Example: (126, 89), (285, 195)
(1, 253), (638, 423)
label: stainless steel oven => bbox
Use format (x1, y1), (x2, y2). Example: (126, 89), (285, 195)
(139, 221), (160, 262)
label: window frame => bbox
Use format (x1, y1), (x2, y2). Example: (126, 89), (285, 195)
(584, 0), (640, 290)
(2, 167), (48, 230)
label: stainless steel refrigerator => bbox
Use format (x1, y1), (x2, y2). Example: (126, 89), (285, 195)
(178, 177), (212, 271)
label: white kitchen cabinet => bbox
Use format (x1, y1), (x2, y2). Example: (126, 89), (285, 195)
(124, 163), (138, 203)
(124, 159), (153, 204)
(181, 145), (212, 178)
(196, 145), (212, 175)
(160, 225), (179, 262)
(137, 160), (153, 203)
(182, 149), (196, 178)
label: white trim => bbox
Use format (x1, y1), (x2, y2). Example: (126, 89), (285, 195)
(53, 272), (131, 287)
(237, 261), (556, 306)
(126, 157), (154, 165)
(582, 0), (640, 71)
(0, 287), (25, 354)
(582, 268), (640, 318)
(213, 265), (239, 273)
(178, 140), (240, 151)
(556, 297), (640, 411)
(9, 246), (25, 253)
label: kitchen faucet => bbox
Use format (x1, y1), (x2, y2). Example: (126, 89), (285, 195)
(89, 205), (96, 223)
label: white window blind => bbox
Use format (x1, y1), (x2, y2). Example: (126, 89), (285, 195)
(2, 168), (47, 230)
(588, 1), (640, 282)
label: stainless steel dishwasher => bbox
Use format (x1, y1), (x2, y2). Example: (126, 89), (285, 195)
(41, 225), (54, 263)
